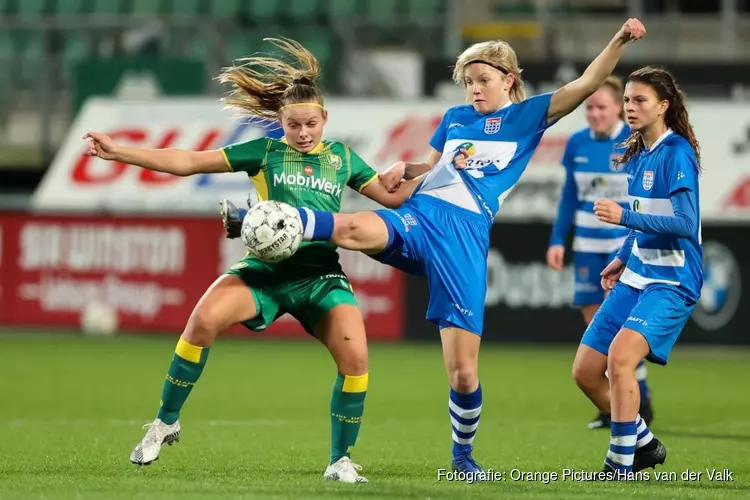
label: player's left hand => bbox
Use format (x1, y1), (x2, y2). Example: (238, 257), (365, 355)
(453, 148), (469, 169)
(615, 18), (646, 44)
(594, 199), (624, 225)
(601, 257), (625, 291)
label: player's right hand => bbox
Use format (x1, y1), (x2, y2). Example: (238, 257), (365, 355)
(600, 257), (625, 290)
(546, 245), (565, 271)
(83, 132), (118, 160)
(615, 18), (646, 44)
(380, 161), (406, 193)
(453, 148), (469, 169)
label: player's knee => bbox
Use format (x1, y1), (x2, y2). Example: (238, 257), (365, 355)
(338, 352), (368, 376)
(572, 362), (599, 391)
(332, 214), (360, 246)
(183, 306), (223, 347)
(448, 365), (478, 393)
(607, 347), (636, 380)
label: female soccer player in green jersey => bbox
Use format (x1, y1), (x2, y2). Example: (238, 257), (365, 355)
(83, 38), (418, 483)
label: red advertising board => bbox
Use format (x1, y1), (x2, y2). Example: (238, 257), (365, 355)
(0, 212), (403, 339)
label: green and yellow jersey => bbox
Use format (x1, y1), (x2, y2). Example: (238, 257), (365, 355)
(221, 138), (378, 275)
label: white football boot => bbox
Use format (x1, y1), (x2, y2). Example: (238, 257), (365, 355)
(129, 418), (181, 465)
(323, 456), (369, 483)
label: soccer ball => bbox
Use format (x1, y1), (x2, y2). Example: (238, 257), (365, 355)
(241, 200), (303, 263)
(80, 301), (118, 337)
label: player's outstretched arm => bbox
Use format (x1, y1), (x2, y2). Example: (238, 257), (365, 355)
(360, 176), (421, 208)
(83, 132), (229, 176)
(547, 19), (646, 123)
(380, 148), (443, 192)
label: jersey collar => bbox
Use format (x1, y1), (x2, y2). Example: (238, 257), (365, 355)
(647, 128), (673, 151)
(280, 137), (325, 155)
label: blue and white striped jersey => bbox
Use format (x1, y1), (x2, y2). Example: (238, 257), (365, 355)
(550, 122), (631, 253)
(619, 130), (703, 300)
(415, 93), (555, 222)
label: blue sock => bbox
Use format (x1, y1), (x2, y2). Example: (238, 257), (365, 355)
(297, 208), (334, 242)
(605, 420), (637, 473)
(449, 384), (482, 458)
(635, 360), (650, 400)
(238, 208), (248, 219)
(635, 413), (654, 449)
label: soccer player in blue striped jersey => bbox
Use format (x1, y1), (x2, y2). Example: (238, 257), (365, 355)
(573, 66), (703, 479)
(549, 77), (653, 431)
(288, 19), (647, 473)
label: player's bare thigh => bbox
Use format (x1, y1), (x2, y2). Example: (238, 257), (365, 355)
(182, 274), (258, 347)
(581, 304), (600, 325)
(315, 304), (368, 376)
(440, 327), (481, 393)
(332, 212), (390, 254)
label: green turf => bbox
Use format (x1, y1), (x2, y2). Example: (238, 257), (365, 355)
(1, 332), (748, 499)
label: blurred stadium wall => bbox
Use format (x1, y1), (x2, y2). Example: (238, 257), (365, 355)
(1, 0), (749, 344)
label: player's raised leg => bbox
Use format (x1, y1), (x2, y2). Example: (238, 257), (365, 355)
(442, 327), (484, 473)
(315, 303), (370, 483)
(130, 275), (257, 465)
(297, 209), (391, 254)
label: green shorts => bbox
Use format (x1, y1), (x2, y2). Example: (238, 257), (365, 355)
(225, 257), (358, 336)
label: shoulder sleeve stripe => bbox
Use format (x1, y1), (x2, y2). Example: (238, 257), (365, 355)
(220, 148), (233, 172)
(358, 172), (379, 192)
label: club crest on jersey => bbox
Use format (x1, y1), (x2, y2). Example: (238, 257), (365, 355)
(329, 154), (342, 170)
(484, 117), (502, 135)
(642, 170), (654, 191)
(609, 153), (624, 171)
(303, 165), (314, 175)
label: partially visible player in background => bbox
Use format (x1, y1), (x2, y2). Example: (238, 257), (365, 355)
(574, 66), (703, 477)
(83, 38), (417, 483)
(547, 77), (654, 430)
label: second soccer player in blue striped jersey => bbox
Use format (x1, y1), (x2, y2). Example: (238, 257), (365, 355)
(573, 66), (703, 478)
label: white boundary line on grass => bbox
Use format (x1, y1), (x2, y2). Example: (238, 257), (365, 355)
(5, 419), (297, 427)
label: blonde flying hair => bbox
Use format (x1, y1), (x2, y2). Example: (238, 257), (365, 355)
(217, 37), (324, 120)
(452, 40), (526, 103)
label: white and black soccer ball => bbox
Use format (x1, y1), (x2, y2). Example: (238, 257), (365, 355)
(241, 201), (303, 263)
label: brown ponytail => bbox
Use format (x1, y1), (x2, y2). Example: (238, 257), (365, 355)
(216, 37), (324, 120)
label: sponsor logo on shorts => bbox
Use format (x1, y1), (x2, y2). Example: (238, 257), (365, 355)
(577, 266), (590, 281)
(319, 273), (348, 281)
(627, 316), (648, 327)
(575, 282), (599, 293)
(389, 210), (418, 232)
(693, 241), (741, 331)
(453, 303), (474, 317)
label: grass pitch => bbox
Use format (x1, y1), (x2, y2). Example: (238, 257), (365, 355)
(1, 331), (748, 499)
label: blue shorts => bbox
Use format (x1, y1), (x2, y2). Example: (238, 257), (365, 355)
(581, 281), (696, 365)
(372, 194), (490, 335)
(573, 251), (619, 306)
